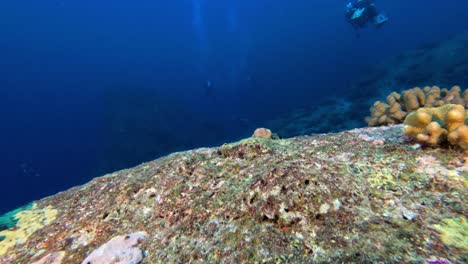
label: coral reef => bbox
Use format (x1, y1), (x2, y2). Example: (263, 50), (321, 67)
(403, 104), (468, 152)
(0, 125), (466, 263)
(366, 86), (468, 126)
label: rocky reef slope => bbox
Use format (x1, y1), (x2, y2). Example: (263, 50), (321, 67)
(267, 31), (468, 137)
(1, 126), (466, 263)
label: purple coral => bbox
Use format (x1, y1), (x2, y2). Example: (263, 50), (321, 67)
(426, 257), (453, 264)
(81, 231), (147, 264)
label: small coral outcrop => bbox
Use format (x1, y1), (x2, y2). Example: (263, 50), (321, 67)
(403, 104), (468, 152)
(366, 85), (468, 126)
(252, 128), (280, 139)
(252, 128), (273, 139)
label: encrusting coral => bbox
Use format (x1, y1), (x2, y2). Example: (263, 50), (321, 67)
(403, 104), (468, 152)
(366, 85), (468, 126)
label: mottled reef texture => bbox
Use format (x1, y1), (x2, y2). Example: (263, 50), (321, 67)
(1, 125), (467, 263)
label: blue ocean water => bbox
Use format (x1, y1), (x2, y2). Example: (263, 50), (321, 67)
(0, 0), (467, 214)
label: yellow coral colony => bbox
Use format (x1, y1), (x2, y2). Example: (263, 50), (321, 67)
(432, 217), (468, 253)
(403, 104), (468, 151)
(0, 204), (58, 256)
(366, 85), (468, 126)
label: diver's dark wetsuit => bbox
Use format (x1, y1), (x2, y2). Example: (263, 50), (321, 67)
(345, 0), (387, 37)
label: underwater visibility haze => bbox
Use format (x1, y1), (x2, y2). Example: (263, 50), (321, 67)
(1, 0), (468, 215)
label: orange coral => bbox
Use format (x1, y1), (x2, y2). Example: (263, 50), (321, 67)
(448, 125), (468, 153)
(252, 128), (272, 139)
(445, 104), (466, 132)
(366, 85), (467, 127)
(403, 104), (468, 151)
(403, 111), (433, 137)
(415, 122), (446, 145)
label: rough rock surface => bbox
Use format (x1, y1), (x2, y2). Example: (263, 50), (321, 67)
(1, 125), (466, 263)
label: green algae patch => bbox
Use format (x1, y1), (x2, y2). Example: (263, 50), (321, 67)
(0, 203), (58, 256)
(432, 217), (468, 252)
(367, 167), (397, 192)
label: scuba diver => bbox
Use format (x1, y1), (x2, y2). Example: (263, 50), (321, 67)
(345, 0), (388, 38)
